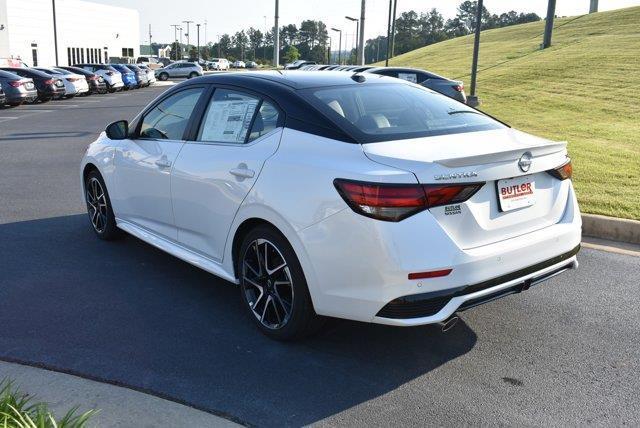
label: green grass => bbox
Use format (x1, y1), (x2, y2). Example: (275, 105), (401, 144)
(379, 7), (640, 219)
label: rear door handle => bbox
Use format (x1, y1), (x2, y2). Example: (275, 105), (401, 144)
(229, 165), (255, 179)
(155, 158), (172, 168)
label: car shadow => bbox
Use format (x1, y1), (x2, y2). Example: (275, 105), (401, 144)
(0, 214), (477, 427)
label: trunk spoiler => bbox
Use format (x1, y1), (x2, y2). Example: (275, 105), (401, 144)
(435, 141), (567, 168)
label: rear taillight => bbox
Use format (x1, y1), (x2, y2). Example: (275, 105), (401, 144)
(453, 84), (464, 92)
(334, 179), (484, 222)
(9, 80), (22, 87)
(547, 159), (573, 180)
(43, 79), (54, 85)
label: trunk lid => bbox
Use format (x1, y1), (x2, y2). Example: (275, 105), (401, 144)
(362, 128), (572, 249)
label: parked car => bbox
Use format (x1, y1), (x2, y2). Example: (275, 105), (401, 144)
(80, 71), (581, 340)
(109, 64), (138, 90)
(155, 62), (203, 80)
(137, 64), (156, 84)
(34, 67), (89, 98)
(0, 67), (65, 102)
(364, 67), (466, 103)
(209, 58), (230, 71)
(157, 57), (172, 67)
(232, 60), (246, 68)
(246, 61), (258, 69)
(75, 64), (124, 93)
(124, 64), (150, 87)
(57, 66), (107, 94)
(285, 60), (316, 69)
(0, 70), (38, 106)
(136, 56), (163, 70)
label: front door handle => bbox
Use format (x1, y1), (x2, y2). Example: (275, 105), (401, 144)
(155, 157), (172, 168)
(229, 165), (255, 179)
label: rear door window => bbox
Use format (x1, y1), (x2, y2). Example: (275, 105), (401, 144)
(197, 89), (260, 144)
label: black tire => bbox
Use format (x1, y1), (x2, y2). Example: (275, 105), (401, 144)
(107, 84), (116, 93)
(237, 225), (323, 341)
(65, 95), (75, 99)
(158, 72), (169, 81)
(8, 102), (21, 107)
(39, 97), (51, 103)
(188, 72), (198, 79)
(84, 170), (121, 240)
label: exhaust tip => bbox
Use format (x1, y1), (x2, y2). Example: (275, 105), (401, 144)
(439, 315), (459, 333)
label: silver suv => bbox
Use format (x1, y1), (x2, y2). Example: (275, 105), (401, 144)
(155, 62), (203, 80)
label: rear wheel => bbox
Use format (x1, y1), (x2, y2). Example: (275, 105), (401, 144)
(107, 84), (116, 93)
(84, 170), (121, 240)
(158, 72), (169, 81)
(188, 72), (198, 79)
(237, 225), (323, 341)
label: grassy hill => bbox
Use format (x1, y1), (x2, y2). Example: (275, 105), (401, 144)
(380, 7), (640, 220)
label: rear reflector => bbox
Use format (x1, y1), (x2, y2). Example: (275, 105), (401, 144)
(334, 179), (484, 222)
(547, 159), (573, 180)
(408, 269), (452, 280)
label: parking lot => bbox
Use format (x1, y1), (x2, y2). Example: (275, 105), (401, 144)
(0, 86), (639, 426)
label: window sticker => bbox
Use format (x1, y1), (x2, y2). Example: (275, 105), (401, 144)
(201, 99), (259, 143)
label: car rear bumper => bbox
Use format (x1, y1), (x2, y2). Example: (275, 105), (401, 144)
(297, 182), (582, 325)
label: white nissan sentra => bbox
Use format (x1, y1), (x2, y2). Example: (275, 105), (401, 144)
(80, 71), (581, 340)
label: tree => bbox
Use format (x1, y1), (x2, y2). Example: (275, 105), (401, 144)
(456, 1), (491, 32)
(233, 30), (249, 60)
(444, 17), (468, 38)
(284, 45), (300, 63)
(247, 27), (263, 60)
(218, 34), (232, 57)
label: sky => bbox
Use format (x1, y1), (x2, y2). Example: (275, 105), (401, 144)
(91, 0), (640, 51)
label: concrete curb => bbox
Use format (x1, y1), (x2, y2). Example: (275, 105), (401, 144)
(0, 360), (241, 427)
(582, 214), (640, 245)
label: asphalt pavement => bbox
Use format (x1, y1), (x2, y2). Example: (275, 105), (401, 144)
(0, 86), (638, 427)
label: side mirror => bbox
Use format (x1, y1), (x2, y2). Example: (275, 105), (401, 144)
(105, 120), (128, 140)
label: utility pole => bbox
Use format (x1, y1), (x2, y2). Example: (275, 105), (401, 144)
(273, 0), (279, 67)
(183, 20), (193, 51)
(345, 16), (358, 65)
(385, 0), (392, 66)
(358, 0), (366, 65)
(390, 0), (397, 57)
(171, 24), (180, 61)
(263, 16), (267, 62)
(52, 0), (59, 65)
(542, 0), (556, 48)
(196, 23), (200, 60)
(467, 0), (483, 107)
(148, 24), (152, 55)
(331, 28), (342, 64)
(204, 20), (207, 45)
(589, 0), (598, 13)
(179, 26), (183, 53)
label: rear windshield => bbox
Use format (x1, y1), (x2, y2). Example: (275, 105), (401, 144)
(301, 83), (504, 143)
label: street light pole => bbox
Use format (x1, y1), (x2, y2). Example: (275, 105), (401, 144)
(542, 0), (556, 49)
(468, 0), (483, 107)
(358, 0), (366, 65)
(52, 0), (59, 65)
(196, 23), (200, 60)
(171, 24), (180, 61)
(273, 0), (280, 67)
(385, 0), (392, 66)
(390, 0), (397, 57)
(331, 28), (342, 64)
(345, 16), (358, 65)
(183, 20), (193, 50)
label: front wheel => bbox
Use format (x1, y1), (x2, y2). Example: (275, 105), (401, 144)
(188, 72), (198, 79)
(237, 225), (323, 341)
(84, 170), (121, 240)
(158, 72), (168, 81)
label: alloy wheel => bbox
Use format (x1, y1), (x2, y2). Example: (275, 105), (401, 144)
(85, 177), (108, 233)
(241, 239), (294, 330)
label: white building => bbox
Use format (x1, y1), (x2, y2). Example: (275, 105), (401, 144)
(0, 0), (140, 67)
